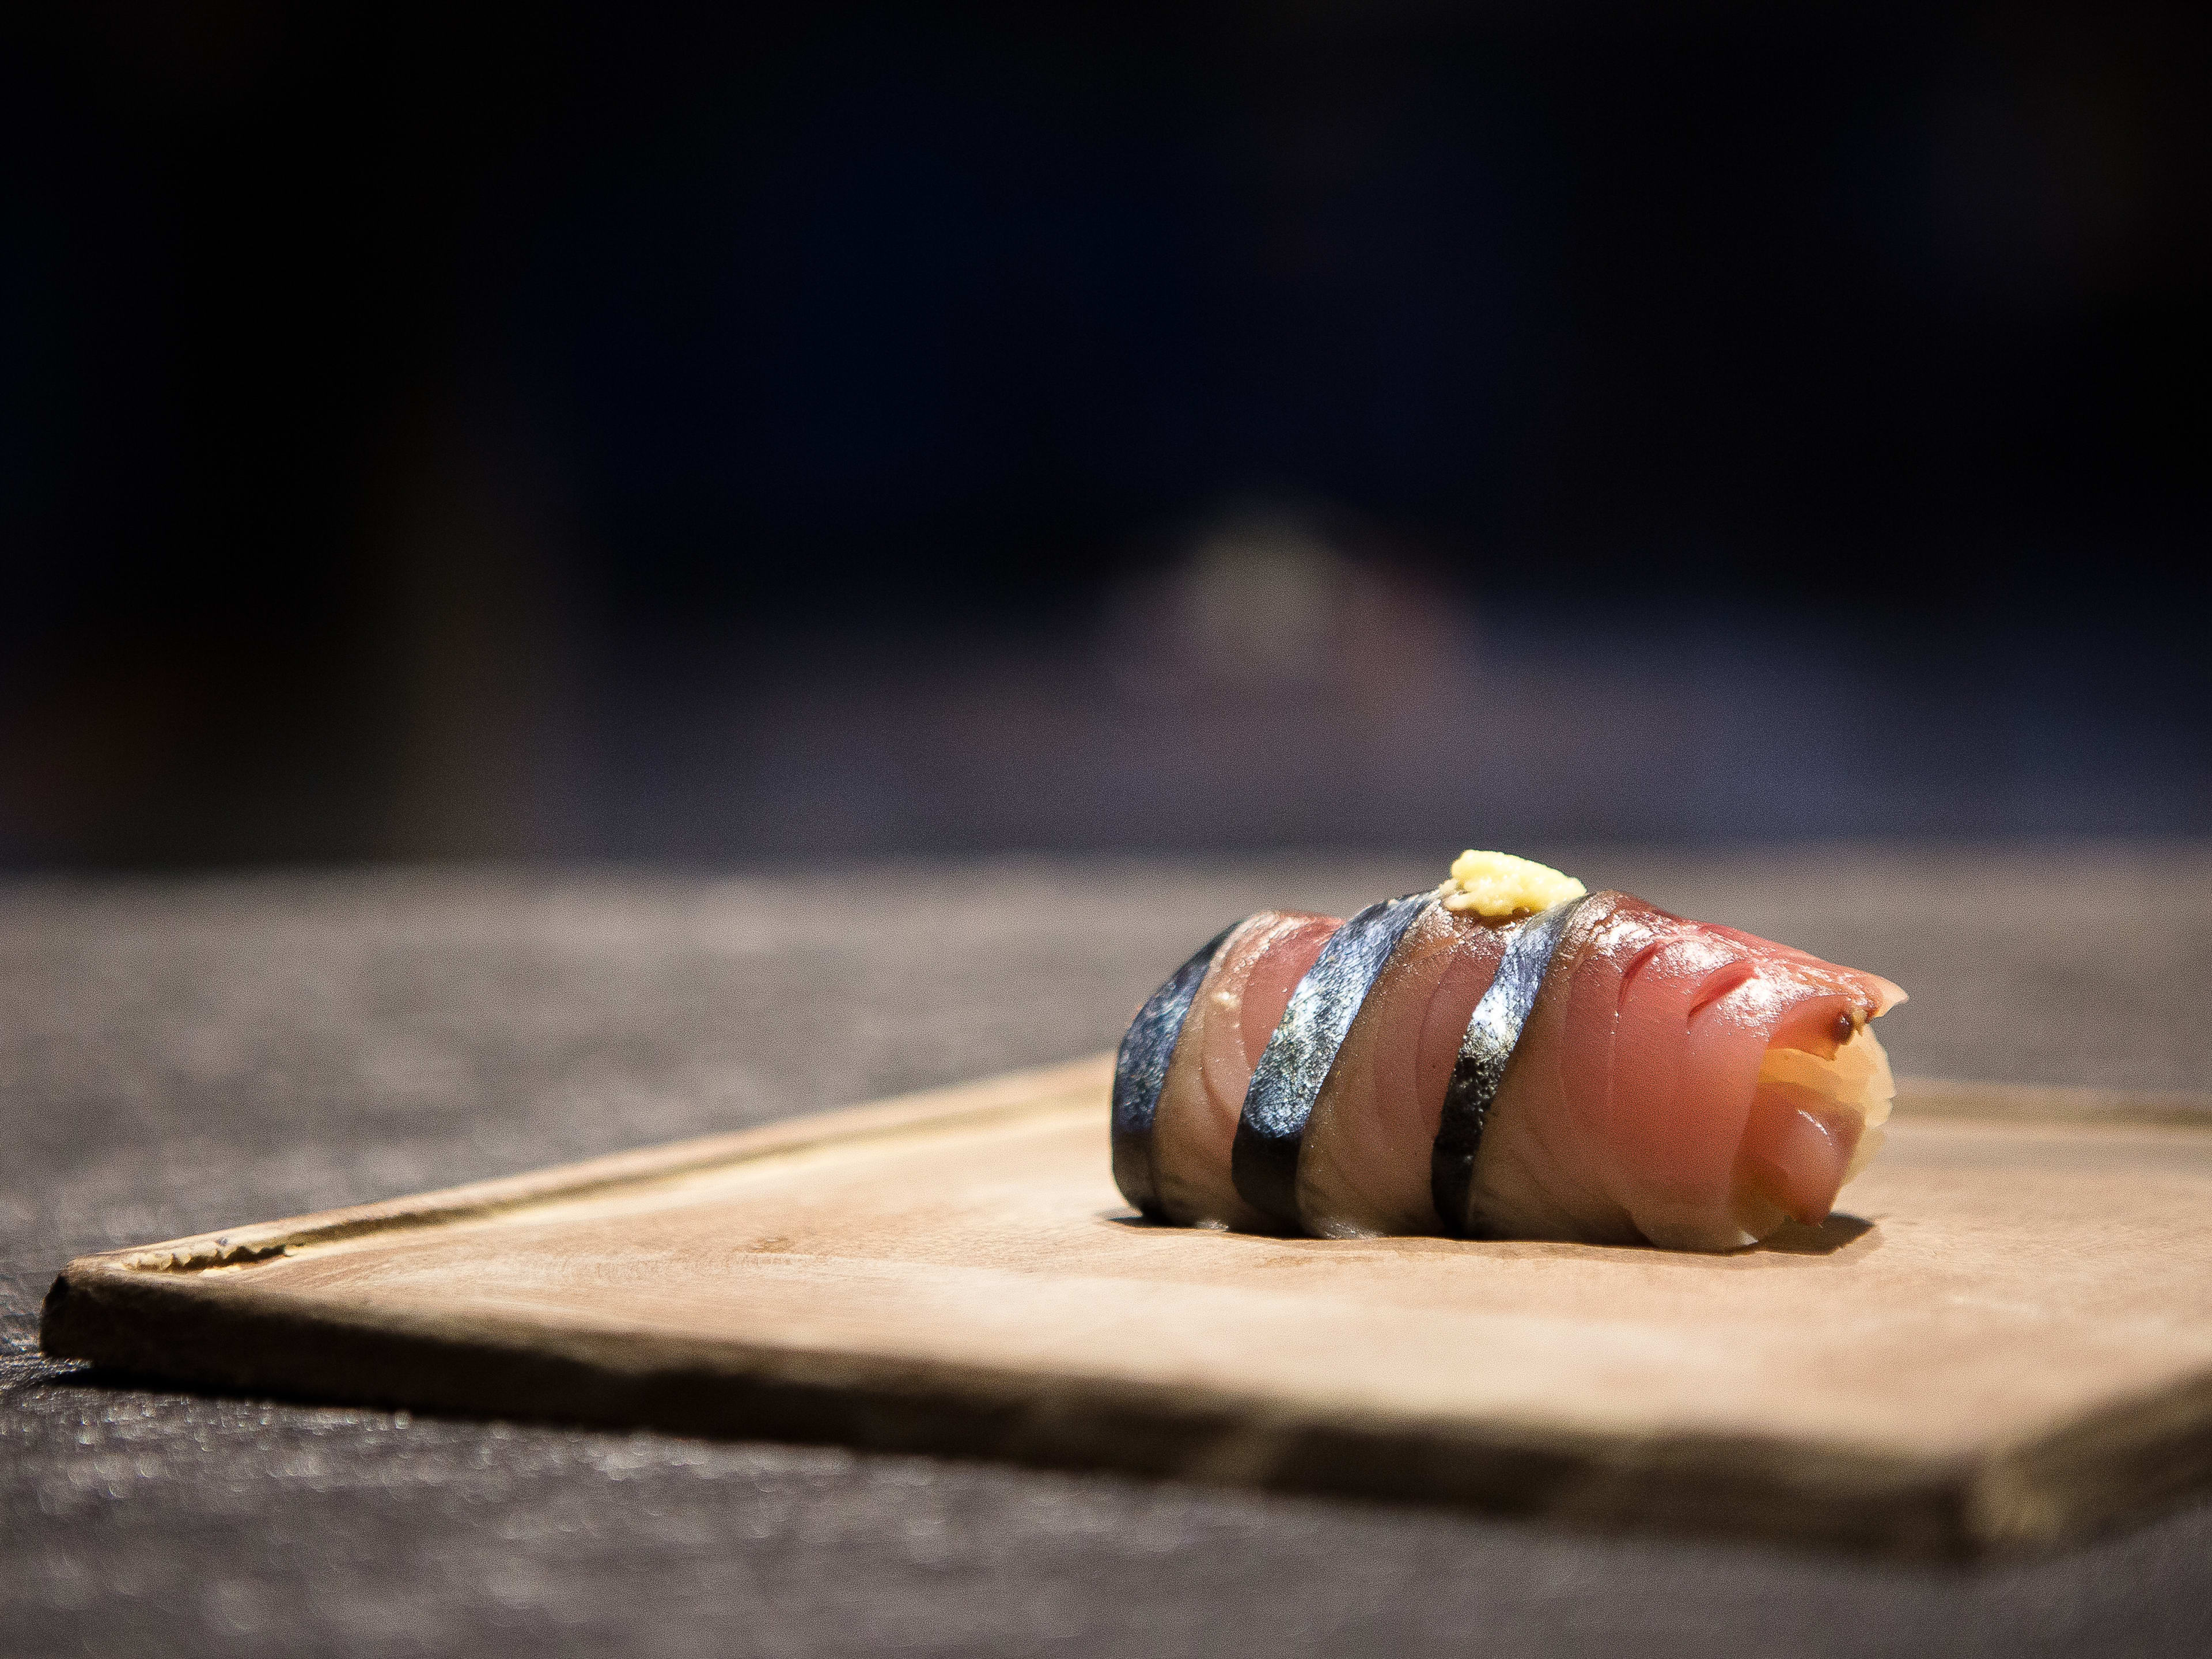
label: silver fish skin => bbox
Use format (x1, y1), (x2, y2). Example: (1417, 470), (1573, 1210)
(1429, 893), (1593, 1235)
(1111, 922), (1238, 1217)
(1230, 892), (1433, 1230)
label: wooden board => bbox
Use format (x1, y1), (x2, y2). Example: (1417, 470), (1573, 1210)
(40, 1056), (2212, 1558)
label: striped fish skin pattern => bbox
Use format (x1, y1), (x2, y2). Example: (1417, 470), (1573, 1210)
(1123, 883), (1903, 1250)
(1110, 922), (1238, 1217)
(1429, 895), (1592, 1236)
(1230, 892), (1434, 1230)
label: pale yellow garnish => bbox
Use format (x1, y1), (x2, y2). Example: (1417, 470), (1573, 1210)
(1437, 850), (1588, 917)
(1757, 1024), (1896, 1186)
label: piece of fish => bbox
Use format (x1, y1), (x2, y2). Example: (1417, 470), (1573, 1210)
(1109, 922), (1236, 1219)
(1294, 901), (1517, 1237)
(1144, 908), (1340, 1229)
(1469, 891), (1904, 1250)
(1118, 888), (1904, 1252)
(1232, 893), (1435, 1230)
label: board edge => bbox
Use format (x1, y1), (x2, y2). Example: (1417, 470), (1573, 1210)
(58, 1053), (1114, 1278)
(36, 1059), (2212, 1559)
(39, 1253), (1989, 1561)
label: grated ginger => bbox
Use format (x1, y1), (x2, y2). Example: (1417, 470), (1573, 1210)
(1437, 850), (1588, 918)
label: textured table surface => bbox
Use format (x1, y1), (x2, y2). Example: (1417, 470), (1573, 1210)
(5, 844), (2212, 1657)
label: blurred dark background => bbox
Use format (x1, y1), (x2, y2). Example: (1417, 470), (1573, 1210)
(3, 1), (2206, 867)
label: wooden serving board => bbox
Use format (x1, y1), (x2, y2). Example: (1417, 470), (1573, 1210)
(40, 1056), (2212, 1558)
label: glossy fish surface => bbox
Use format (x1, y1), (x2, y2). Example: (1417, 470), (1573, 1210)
(1118, 880), (1904, 1253)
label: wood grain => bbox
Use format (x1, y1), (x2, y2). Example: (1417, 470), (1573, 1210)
(39, 1058), (2212, 1557)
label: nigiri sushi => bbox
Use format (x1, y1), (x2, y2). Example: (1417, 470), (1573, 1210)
(1110, 851), (1904, 1252)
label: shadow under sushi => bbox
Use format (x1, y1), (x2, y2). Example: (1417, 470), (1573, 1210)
(1752, 1213), (1875, 1256)
(1101, 1209), (1878, 1258)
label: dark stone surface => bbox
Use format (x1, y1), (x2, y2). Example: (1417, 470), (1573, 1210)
(5, 846), (2211, 1657)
